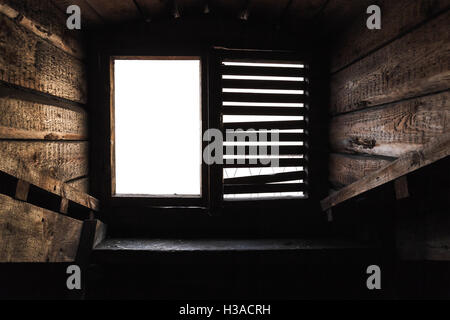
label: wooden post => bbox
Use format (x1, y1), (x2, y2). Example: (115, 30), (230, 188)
(15, 179), (30, 201)
(394, 176), (409, 200)
(60, 198), (69, 214)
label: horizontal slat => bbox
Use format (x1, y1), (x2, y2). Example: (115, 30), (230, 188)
(224, 120), (306, 130)
(222, 65), (306, 77)
(225, 131), (306, 142)
(224, 145), (307, 156)
(223, 106), (306, 116)
(223, 158), (307, 168)
(222, 92), (306, 103)
(224, 171), (307, 185)
(224, 183), (307, 194)
(222, 79), (307, 90)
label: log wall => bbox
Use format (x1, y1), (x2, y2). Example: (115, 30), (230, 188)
(328, 1), (450, 260)
(0, 0), (89, 192)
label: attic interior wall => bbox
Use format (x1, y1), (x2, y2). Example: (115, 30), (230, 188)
(0, 0), (89, 193)
(328, 1), (450, 260)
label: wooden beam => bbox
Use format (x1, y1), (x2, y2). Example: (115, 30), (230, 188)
(0, 193), (83, 262)
(224, 170), (306, 185)
(394, 176), (409, 200)
(331, 0), (450, 72)
(224, 182), (306, 194)
(329, 91), (450, 157)
(0, 97), (88, 141)
(330, 10), (450, 114)
(15, 180), (30, 201)
(224, 120), (306, 130)
(0, 14), (87, 103)
(0, 150), (99, 211)
(321, 132), (450, 211)
(0, 1), (84, 59)
(222, 92), (306, 103)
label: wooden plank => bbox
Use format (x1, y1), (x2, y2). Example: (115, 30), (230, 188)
(394, 176), (409, 200)
(223, 106), (306, 116)
(330, 92), (450, 157)
(52, 0), (104, 26)
(222, 65), (306, 77)
(330, 10), (450, 115)
(66, 177), (89, 193)
(135, 0), (172, 20)
(224, 182), (306, 194)
(0, 97), (88, 140)
(285, 0), (328, 29)
(224, 145), (307, 156)
(0, 141), (88, 182)
(224, 120), (306, 130)
(222, 92), (306, 103)
(15, 180), (30, 201)
(0, 193), (83, 262)
(0, 0), (85, 59)
(226, 131), (306, 142)
(60, 198), (69, 214)
(86, 0), (141, 22)
(331, 0), (450, 72)
(0, 14), (87, 103)
(224, 170), (306, 185)
(223, 158), (306, 168)
(246, 0), (291, 23)
(222, 79), (307, 90)
(0, 151), (98, 211)
(329, 153), (392, 187)
(321, 132), (450, 210)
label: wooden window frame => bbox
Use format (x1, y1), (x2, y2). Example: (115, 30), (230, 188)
(108, 54), (211, 208)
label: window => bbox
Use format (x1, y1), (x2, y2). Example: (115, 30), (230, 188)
(219, 55), (309, 200)
(112, 57), (202, 197)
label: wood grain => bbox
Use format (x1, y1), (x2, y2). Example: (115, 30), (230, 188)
(0, 193), (82, 262)
(0, 141), (88, 182)
(0, 0), (85, 59)
(322, 132), (450, 210)
(86, 0), (141, 22)
(0, 97), (88, 140)
(330, 10), (450, 115)
(0, 14), (87, 103)
(330, 92), (450, 157)
(331, 0), (449, 72)
(66, 177), (89, 193)
(329, 153), (392, 187)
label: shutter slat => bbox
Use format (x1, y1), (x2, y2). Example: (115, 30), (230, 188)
(224, 145), (307, 156)
(224, 183), (307, 194)
(223, 158), (306, 168)
(222, 79), (307, 90)
(224, 120), (306, 130)
(222, 92), (306, 103)
(224, 171), (307, 185)
(223, 106), (306, 116)
(225, 132), (306, 142)
(222, 65), (306, 77)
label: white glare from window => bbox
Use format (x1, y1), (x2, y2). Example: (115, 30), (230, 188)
(114, 59), (201, 196)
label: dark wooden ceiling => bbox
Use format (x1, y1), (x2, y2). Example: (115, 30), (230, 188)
(52, 0), (373, 33)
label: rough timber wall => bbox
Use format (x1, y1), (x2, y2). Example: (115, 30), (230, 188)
(0, 0), (89, 192)
(328, 0), (450, 260)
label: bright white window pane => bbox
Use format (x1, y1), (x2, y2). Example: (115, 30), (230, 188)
(114, 59), (201, 196)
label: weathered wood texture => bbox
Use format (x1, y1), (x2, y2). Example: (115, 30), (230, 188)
(0, 14), (87, 103)
(331, 0), (450, 72)
(0, 0), (84, 59)
(322, 133), (450, 210)
(66, 177), (89, 193)
(0, 193), (83, 262)
(86, 0), (141, 22)
(0, 97), (88, 140)
(330, 10), (450, 115)
(52, 0), (104, 26)
(330, 92), (450, 157)
(329, 153), (392, 187)
(0, 150), (98, 211)
(0, 141), (88, 182)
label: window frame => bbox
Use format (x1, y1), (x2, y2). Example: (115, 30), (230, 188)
(108, 55), (210, 208)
